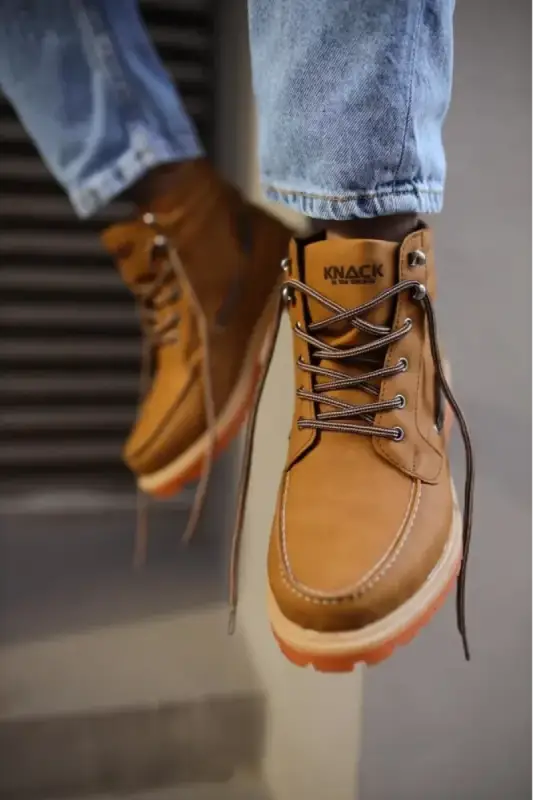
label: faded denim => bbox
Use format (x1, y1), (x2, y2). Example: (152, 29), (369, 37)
(0, 0), (454, 219)
(0, 0), (203, 217)
(249, 0), (455, 218)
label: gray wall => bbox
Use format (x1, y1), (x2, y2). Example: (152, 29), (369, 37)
(360, 1), (531, 798)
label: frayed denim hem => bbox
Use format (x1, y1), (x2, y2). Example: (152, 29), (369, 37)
(70, 124), (203, 218)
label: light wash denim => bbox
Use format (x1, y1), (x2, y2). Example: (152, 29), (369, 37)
(249, 0), (455, 218)
(0, 0), (454, 220)
(0, 0), (203, 217)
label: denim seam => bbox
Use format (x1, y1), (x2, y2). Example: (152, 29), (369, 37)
(393, 0), (426, 181)
(263, 184), (443, 202)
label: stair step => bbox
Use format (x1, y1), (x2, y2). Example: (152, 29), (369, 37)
(0, 697), (265, 800)
(58, 775), (270, 800)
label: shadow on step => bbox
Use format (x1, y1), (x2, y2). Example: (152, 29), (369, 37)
(0, 444), (241, 645)
(0, 694), (264, 800)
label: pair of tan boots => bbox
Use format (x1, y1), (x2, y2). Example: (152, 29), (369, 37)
(102, 160), (474, 672)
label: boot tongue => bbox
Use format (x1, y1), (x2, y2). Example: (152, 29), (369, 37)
(303, 238), (399, 345)
(300, 237), (401, 416)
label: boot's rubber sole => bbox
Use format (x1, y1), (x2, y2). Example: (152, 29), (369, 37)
(268, 485), (462, 672)
(137, 281), (282, 498)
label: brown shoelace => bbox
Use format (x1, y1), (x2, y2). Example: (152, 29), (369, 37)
(133, 213), (217, 566)
(227, 291), (285, 634)
(229, 272), (474, 660)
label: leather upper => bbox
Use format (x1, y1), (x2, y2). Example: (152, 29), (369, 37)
(268, 228), (454, 632)
(102, 160), (291, 474)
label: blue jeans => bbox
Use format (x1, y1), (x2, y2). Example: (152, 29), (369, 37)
(0, 0), (454, 220)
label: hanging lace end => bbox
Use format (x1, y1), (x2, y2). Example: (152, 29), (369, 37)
(180, 460), (213, 547)
(457, 582), (471, 661)
(180, 503), (201, 547)
(460, 630), (471, 662)
(458, 603), (471, 661)
(227, 606), (237, 636)
(422, 293), (475, 664)
(133, 489), (150, 570)
(165, 244), (216, 550)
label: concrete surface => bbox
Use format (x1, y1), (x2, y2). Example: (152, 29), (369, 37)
(0, 604), (259, 718)
(0, 497), (228, 646)
(1, 695), (264, 800)
(59, 774), (270, 800)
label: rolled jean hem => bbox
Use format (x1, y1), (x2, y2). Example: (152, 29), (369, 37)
(70, 124), (204, 218)
(262, 180), (444, 220)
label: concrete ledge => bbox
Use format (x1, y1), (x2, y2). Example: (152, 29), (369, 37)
(0, 695), (264, 800)
(0, 605), (260, 720)
(57, 774), (270, 800)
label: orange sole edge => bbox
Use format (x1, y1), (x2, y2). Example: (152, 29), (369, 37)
(145, 359), (262, 499)
(272, 560), (461, 673)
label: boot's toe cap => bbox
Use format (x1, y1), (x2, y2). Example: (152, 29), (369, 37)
(268, 461), (453, 634)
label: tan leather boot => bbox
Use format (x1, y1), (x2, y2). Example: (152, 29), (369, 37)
(101, 160), (291, 498)
(266, 227), (474, 671)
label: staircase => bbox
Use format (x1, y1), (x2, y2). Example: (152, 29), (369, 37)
(0, 447), (273, 800)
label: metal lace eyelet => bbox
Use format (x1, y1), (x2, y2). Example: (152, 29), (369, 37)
(153, 234), (168, 248)
(395, 394), (406, 409)
(294, 321), (303, 331)
(408, 249), (427, 268)
(143, 212), (156, 226)
(403, 317), (413, 330)
(398, 357), (409, 372)
(281, 257), (292, 272)
(281, 284), (295, 306)
(412, 282), (427, 301)
(393, 426), (405, 442)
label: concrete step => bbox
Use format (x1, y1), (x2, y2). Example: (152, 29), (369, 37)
(58, 774), (270, 800)
(0, 603), (265, 800)
(0, 604), (260, 719)
(0, 695), (265, 800)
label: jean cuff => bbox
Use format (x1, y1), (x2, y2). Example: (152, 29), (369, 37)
(262, 180), (444, 220)
(70, 123), (204, 218)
